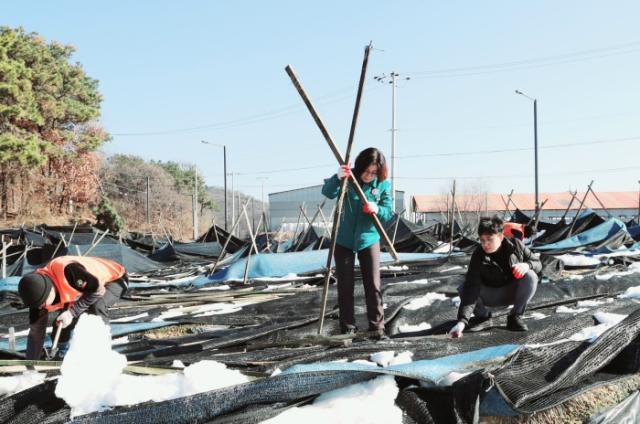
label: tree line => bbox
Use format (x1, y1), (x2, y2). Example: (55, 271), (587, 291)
(0, 26), (260, 240)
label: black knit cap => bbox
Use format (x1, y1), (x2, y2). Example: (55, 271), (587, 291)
(18, 273), (53, 308)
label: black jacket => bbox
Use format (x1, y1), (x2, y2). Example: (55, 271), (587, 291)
(457, 237), (541, 324)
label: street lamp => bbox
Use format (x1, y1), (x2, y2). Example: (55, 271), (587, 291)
(374, 72), (410, 213)
(515, 90), (539, 216)
(201, 140), (228, 230)
(257, 176), (268, 230)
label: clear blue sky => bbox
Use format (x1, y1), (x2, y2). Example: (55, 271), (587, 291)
(5, 1), (640, 201)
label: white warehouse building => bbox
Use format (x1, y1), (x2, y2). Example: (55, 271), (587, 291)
(269, 184), (406, 230)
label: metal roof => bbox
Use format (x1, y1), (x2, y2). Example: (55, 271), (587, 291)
(412, 191), (640, 213)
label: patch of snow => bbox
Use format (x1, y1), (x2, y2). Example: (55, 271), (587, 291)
(618, 286), (640, 299)
(198, 284), (231, 291)
(451, 296), (461, 307)
(403, 293), (448, 311)
(263, 375), (402, 424)
(556, 305), (589, 314)
(370, 351), (396, 367)
(556, 254), (600, 267)
(380, 265), (409, 271)
(111, 336), (129, 346)
(111, 313), (149, 323)
(0, 371), (46, 396)
(398, 322), (431, 333)
(436, 371), (471, 387)
(527, 312), (547, 320)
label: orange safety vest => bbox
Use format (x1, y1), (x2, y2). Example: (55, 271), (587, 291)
(35, 256), (126, 312)
(503, 222), (525, 240)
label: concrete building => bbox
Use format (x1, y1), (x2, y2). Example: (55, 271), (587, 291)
(412, 191), (640, 227)
(269, 184), (406, 230)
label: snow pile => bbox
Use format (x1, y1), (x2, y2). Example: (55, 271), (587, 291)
(398, 322), (432, 333)
(556, 254), (600, 267)
(265, 351), (413, 423)
(568, 312), (627, 343)
(0, 371), (46, 396)
(451, 296), (461, 307)
(264, 375), (402, 424)
(618, 285), (640, 299)
(403, 293), (448, 310)
(55, 315), (249, 418)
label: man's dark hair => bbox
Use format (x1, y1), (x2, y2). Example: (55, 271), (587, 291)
(478, 216), (504, 236)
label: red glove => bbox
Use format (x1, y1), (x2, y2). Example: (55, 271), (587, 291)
(363, 201), (379, 215)
(337, 164), (352, 180)
(512, 263), (530, 279)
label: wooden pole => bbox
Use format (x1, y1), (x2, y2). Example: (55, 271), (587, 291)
(588, 186), (612, 218)
(449, 180), (456, 255)
(560, 190), (578, 222)
(242, 203), (259, 256)
(315, 43), (376, 334)
(208, 199), (252, 276)
(242, 213), (263, 284)
(285, 63), (399, 262)
(82, 229), (109, 257)
(391, 209), (406, 245)
(568, 180), (593, 236)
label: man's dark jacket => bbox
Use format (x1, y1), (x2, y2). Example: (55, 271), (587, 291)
(457, 237), (542, 324)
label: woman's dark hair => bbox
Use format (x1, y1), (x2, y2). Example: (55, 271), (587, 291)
(352, 147), (388, 182)
(478, 216), (504, 236)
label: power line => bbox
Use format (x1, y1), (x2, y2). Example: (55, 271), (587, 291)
(396, 164), (640, 181)
(110, 84), (370, 137)
(406, 41), (640, 79)
(395, 135), (640, 159)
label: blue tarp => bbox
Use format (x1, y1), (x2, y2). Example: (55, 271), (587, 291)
(281, 344), (518, 385)
(0, 276), (21, 292)
(533, 218), (629, 252)
(192, 249), (460, 285)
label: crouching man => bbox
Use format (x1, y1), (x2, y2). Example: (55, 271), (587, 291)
(449, 216), (541, 338)
(17, 256), (128, 359)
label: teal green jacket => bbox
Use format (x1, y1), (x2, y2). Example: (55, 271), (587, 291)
(321, 174), (393, 252)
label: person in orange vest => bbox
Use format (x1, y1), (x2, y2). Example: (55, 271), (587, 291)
(503, 222), (526, 241)
(17, 256), (128, 360)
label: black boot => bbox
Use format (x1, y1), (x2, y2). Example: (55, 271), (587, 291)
(507, 314), (528, 332)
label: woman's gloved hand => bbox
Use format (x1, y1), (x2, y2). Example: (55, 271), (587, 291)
(363, 201), (379, 215)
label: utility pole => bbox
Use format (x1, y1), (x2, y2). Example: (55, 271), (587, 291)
(230, 172), (235, 236)
(515, 90), (540, 216)
(193, 167), (199, 240)
(257, 176), (268, 230)
(146, 176), (150, 225)
(374, 72), (410, 213)
(200, 140), (228, 231)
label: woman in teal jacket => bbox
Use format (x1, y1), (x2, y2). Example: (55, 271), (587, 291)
(322, 147), (393, 338)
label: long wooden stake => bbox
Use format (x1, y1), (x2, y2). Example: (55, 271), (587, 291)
(242, 214), (263, 284)
(285, 63), (399, 262)
(568, 180), (594, 236)
(560, 190), (578, 222)
(449, 180), (456, 255)
(313, 43), (375, 334)
(588, 186), (613, 218)
(208, 199), (252, 276)
(82, 229), (109, 256)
